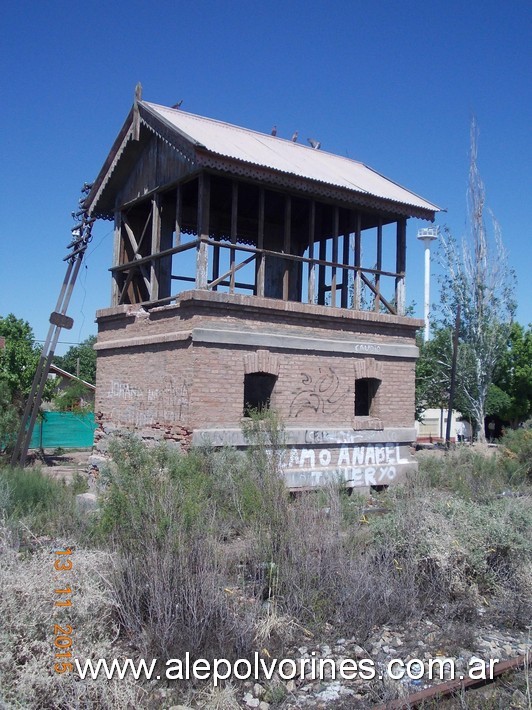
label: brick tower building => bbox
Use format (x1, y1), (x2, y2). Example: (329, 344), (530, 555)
(85, 92), (439, 490)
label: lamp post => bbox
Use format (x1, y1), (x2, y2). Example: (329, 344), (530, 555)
(417, 227), (438, 342)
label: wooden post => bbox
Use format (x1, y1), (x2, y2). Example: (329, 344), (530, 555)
(230, 182), (238, 293)
(283, 195), (291, 301)
(395, 218), (406, 315)
(256, 188), (265, 297)
(175, 184), (182, 246)
(308, 200), (316, 304)
(318, 234), (326, 305)
(111, 211), (122, 306)
(353, 212), (361, 309)
(196, 174), (210, 289)
(150, 195), (162, 300)
(374, 217), (382, 312)
(331, 206), (339, 308)
(341, 212), (350, 308)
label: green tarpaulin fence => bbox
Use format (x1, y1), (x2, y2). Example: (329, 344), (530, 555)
(29, 412), (96, 449)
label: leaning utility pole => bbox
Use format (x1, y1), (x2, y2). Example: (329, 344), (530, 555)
(10, 184), (94, 467)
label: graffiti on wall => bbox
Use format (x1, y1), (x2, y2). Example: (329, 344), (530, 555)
(283, 443), (410, 486)
(290, 367), (348, 418)
(106, 378), (189, 428)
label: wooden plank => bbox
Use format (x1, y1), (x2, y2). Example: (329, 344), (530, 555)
(208, 254), (256, 290)
(122, 218), (140, 255)
(256, 188), (265, 297)
(331, 206), (339, 307)
(283, 195), (291, 301)
(110, 238), (200, 273)
(375, 217), (382, 312)
(308, 200), (315, 304)
(353, 212), (362, 309)
(200, 238), (399, 277)
(230, 181), (238, 293)
(360, 272), (395, 314)
(196, 174), (210, 289)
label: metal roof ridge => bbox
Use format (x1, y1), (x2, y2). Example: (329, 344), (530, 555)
(142, 101), (441, 211)
(143, 100), (371, 164)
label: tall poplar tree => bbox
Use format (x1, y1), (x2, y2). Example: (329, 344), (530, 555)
(437, 120), (516, 441)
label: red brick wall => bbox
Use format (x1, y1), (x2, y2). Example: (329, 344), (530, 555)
(94, 291), (422, 443)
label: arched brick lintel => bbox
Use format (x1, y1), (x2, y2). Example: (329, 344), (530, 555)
(243, 349), (280, 377)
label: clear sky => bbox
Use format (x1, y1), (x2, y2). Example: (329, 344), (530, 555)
(1, 0), (530, 354)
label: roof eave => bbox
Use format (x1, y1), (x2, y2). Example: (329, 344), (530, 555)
(195, 147), (438, 221)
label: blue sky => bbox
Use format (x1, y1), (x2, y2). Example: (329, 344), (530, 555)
(1, 0), (530, 354)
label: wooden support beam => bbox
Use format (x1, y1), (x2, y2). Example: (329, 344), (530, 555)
(230, 182), (238, 293)
(353, 212), (362, 309)
(308, 200), (316, 304)
(256, 188), (265, 297)
(150, 195), (162, 300)
(283, 195), (291, 301)
(110, 238), (200, 273)
(318, 235), (326, 306)
(196, 174), (210, 289)
(360, 272), (396, 314)
(212, 237), (220, 290)
(208, 254), (256, 290)
(175, 184), (182, 246)
(198, 238), (399, 278)
(395, 217), (407, 315)
(111, 212), (122, 306)
(375, 218), (383, 312)
(331, 206), (339, 307)
(341, 214), (350, 308)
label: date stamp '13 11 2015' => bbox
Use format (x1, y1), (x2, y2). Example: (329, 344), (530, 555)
(53, 548), (74, 674)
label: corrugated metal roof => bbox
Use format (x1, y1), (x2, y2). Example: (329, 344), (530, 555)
(144, 101), (440, 213)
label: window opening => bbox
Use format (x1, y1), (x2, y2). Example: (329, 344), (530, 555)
(244, 373), (277, 415)
(355, 377), (379, 417)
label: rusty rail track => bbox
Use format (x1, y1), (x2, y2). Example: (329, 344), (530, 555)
(372, 654), (529, 709)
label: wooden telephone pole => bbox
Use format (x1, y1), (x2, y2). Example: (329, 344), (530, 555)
(10, 184), (94, 467)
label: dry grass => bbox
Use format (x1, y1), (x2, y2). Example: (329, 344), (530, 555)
(0, 523), (144, 709)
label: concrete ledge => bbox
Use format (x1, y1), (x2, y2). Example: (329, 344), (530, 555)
(94, 330), (191, 351)
(193, 426), (418, 447)
(191, 327), (418, 358)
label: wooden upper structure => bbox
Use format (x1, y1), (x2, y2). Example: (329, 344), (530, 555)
(85, 94), (440, 315)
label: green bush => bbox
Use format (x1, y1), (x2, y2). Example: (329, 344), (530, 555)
(499, 427), (532, 478)
(97, 429), (532, 662)
(0, 466), (81, 537)
(416, 446), (528, 500)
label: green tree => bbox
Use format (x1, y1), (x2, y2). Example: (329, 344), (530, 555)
(416, 327), (475, 424)
(54, 335), (97, 384)
(0, 314), (41, 412)
(0, 381), (19, 453)
(489, 323), (532, 426)
(437, 120), (516, 441)
(54, 380), (94, 412)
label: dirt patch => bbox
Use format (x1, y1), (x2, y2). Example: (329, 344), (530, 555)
(26, 448), (91, 483)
